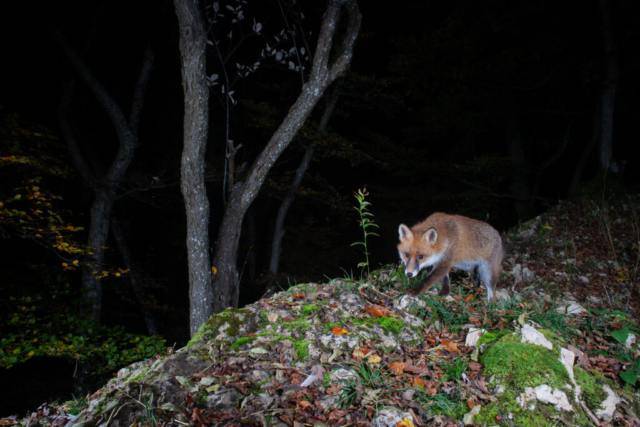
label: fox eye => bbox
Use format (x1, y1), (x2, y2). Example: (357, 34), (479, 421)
(405, 253), (410, 258)
(418, 255), (424, 260)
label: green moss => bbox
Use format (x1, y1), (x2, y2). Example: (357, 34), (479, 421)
(574, 367), (607, 411)
(474, 390), (576, 426)
(477, 330), (512, 345)
(302, 304), (322, 316)
(323, 372), (331, 387)
(232, 336), (257, 349)
(323, 322), (341, 333)
(282, 317), (312, 333)
(293, 340), (314, 359)
(187, 308), (257, 349)
(482, 335), (570, 392)
(352, 317), (405, 335)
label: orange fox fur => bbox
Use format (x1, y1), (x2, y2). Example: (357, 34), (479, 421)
(397, 213), (504, 301)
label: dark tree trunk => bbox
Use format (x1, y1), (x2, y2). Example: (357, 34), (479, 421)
(174, 0), (214, 337)
(532, 119), (574, 197)
(505, 104), (536, 220)
(265, 79), (343, 290)
(55, 35), (153, 322)
(110, 218), (160, 336)
(211, 1), (362, 313)
(569, 102), (601, 192)
(598, 0), (619, 173)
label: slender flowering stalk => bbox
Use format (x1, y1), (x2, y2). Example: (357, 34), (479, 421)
(351, 187), (379, 277)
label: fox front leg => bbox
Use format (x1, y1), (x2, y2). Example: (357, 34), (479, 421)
(439, 273), (451, 296)
(407, 266), (450, 297)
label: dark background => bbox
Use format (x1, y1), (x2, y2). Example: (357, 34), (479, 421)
(0, 0), (638, 408)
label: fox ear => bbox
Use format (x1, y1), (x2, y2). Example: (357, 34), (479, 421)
(398, 224), (413, 242)
(423, 228), (437, 245)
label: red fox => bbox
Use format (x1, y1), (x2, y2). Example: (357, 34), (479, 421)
(397, 213), (504, 301)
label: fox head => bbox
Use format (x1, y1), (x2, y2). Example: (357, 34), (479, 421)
(397, 224), (443, 278)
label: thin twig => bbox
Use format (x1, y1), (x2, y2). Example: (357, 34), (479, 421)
(602, 283), (613, 310)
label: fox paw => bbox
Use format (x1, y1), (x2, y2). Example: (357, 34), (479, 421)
(407, 287), (423, 297)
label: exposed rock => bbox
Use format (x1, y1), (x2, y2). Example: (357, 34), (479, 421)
(330, 368), (357, 383)
(625, 333), (637, 349)
(556, 302), (587, 315)
(560, 348), (581, 401)
(206, 387), (238, 409)
(495, 288), (511, 302)
(579, 276), (590, 284)
(512, 264), (523, 284)
(465, 328), (487, 347)
(517, 384), (573, 412)
(595, 385), (622, 421)
(371, 408), (414, 427)
(520, 324), (553, 350)
(394, 295), (426, 313)
(245, 370), (271, 387)
(522, 267), (535, 283)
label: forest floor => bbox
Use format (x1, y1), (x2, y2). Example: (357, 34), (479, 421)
(1, 196), (639, 426)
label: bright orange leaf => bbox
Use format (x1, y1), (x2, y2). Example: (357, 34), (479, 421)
(332, 326), (348, 336)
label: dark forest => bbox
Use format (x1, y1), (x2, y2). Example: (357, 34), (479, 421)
(1, 0), (639, 421)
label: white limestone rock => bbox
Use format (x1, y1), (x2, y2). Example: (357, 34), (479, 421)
(520, 324), (553, 350)
(595, 385), (622, 421)
(371, 408), (414, 427)
(517, 384), (573, 412)
(465, 328), (488, 347)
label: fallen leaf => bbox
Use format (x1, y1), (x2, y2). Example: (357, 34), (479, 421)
(469, 361), (482, 371)
(463, 294), (474, 302)
(298, 400), (313, 409)
(364, 305), (390, 318)
(332, 326), (349, 336)
(413, 377), (426, 389)
(444, 342), (460, 352)
(282, 316), (296, 322)
(402, 389), (416, 400)
(388, 361), (404, 375)
(327, 383), (342, 395)
(368, 354), (382, 364)
(398, 418), (415, 427)
(292, 293), (305, 299)
(468, 397), (476, 408)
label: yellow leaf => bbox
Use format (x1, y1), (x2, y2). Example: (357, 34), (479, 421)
(397, 418), (414, 427)
(212, 266), (217, 274)
(28, 351), (35, 356)
(367, 354), (382, 364)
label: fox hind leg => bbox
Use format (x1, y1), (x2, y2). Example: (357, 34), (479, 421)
(477, 261), (498, 302)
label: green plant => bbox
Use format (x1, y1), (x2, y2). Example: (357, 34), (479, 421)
(537, 221), (552, 244)
(444, 356), (469, 381)
(351, 187), (379, 277)
(0, 278), (166, 379)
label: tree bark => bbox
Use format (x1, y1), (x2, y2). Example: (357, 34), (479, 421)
(174, 0), (214, 337)
(569, 102), (600, 192)
(266, 79), (343, 289)
(211, 0), (362, 313)
(505, 103), (536, 220)
(598, 0), (619, 173)
(55, 35), (153, 322)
